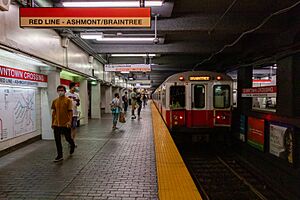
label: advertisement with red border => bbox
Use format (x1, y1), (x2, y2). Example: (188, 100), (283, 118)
(247, 117), (265, 151)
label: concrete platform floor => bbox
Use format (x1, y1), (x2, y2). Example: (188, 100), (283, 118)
(0, 105), (158, 200)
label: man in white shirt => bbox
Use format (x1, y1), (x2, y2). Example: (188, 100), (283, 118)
(66, 82), (80, 146)
(130, 88), (137, 119)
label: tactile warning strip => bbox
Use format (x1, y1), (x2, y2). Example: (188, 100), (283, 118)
(151, 103), (202, 200)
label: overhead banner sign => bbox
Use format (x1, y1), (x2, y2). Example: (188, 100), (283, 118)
(19, 8), (151, 28)
(242, 86), (277, 97)
(0, 65), (47, 87)
(105, 64), (151, 72)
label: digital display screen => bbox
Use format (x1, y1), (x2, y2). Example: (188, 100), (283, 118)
(189, 76), (210, 81)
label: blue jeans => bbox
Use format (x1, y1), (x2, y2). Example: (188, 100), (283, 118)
(112, 113), (119, 126)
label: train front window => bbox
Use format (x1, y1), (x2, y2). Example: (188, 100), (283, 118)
(213, 85), (230, 108)
(193, 85), (205, 108)
(170, 86), (185, 109)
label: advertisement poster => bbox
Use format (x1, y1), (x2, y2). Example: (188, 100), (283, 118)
(0, 86), (36, 141)
(239, 115), (247, 142)
(247, 117), (264, 151)
(269, 123), (295, 164)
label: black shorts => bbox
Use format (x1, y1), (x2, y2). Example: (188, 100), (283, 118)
(72, 117), (78, 129)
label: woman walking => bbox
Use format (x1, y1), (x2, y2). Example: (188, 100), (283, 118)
(111, 93), (121, 130)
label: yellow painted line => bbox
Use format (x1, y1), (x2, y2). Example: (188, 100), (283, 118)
(151, 103), (202, 200)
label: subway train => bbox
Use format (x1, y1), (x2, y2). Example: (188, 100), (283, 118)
(153, 71), (233, 135)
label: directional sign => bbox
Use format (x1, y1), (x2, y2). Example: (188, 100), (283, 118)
(19, 8), (151, 28)
(105, 64), (151, 72)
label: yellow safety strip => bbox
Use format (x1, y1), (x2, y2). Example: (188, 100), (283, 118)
(151, 103), (202, 200)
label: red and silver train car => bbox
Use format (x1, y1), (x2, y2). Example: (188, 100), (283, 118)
(153, 71), (233, 132)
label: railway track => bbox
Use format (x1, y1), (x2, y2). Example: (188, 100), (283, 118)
(181, 145), (285, 200)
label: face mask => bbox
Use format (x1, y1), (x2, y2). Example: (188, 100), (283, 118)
(75, 87), (79, 92)
(58, 91), (65, 97)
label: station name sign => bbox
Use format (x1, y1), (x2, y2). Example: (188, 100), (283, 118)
(242, 86), (277, 97)
(19, 8), (151, 28)
(105, 64), (151, 72)
(189, 76), (210, 81)
(0, 65), (47, 87)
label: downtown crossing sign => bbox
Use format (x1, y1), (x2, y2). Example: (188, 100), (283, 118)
(19, 7), (151, 28)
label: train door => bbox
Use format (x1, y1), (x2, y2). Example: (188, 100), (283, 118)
(213, 84), (231, 126)
(169, 85), (186, 128)
(190, 84), (212, 127)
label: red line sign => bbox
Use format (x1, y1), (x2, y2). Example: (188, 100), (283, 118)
(242, 86), (277, 97)
(19, 7), (151, 28)
(0, 65), (47, 82)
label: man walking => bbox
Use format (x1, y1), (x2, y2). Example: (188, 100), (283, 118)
(122, 91), (128, 113)
(51, 85), (75, 162)
(66, 82), (80, 146)
(130, 88), (137, 119)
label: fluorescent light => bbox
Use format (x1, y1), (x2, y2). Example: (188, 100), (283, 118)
(121, 71), (130, 74)
(111, 54), (156, 57)
(96, 37), (155, 42)
(80, 33), (103, 40)
(145, 1), (163, 6)
(62, 1), (163, 7)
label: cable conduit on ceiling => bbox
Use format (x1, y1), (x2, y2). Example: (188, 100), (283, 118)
(193, 0), (300, 70)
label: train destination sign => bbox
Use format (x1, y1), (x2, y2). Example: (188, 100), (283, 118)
(19, 8), (151, 28)
(189, 76), (211, 81)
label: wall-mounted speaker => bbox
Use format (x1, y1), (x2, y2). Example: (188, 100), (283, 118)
(88, 56), (94, 63)
(0, 0), (10, 11)
(61, 37), (69, 48)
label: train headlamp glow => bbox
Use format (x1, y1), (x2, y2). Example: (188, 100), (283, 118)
(179, 76), (184, 81)
(216, 76), (222, 80)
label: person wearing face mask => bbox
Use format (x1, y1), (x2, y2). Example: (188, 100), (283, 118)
(51, 85), (75, 162)
(66, 82), (80, 146)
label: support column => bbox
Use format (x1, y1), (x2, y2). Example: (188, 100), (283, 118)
(41, 68), (61, 140)
(79, 79), (89, 125)
(91, 83), (101, 119)
(105, 86), (113, 113)
(237, 66), (253, 114)
(101, 85), (106, 115)
(277, 53), (300, 117)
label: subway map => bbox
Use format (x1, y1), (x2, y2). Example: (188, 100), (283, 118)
(0, 87), (36, 141)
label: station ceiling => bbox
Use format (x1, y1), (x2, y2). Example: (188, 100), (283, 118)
(49, 0), (300, 88)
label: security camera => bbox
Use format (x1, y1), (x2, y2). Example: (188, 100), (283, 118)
(153, 38), (159, 44)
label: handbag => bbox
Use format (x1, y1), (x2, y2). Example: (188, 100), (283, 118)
(119, 112), (126, 123)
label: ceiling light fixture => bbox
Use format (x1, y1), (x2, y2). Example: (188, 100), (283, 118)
(110, 54), (156, 57)
(96, 37), (155, 42)
(80, 33), (103, 40)
(62, 1), (163, 7)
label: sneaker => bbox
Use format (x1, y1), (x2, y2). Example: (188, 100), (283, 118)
(70, 145), (75, 155)
(131, 115), (136, 119)
(53, 156), (63, 162)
